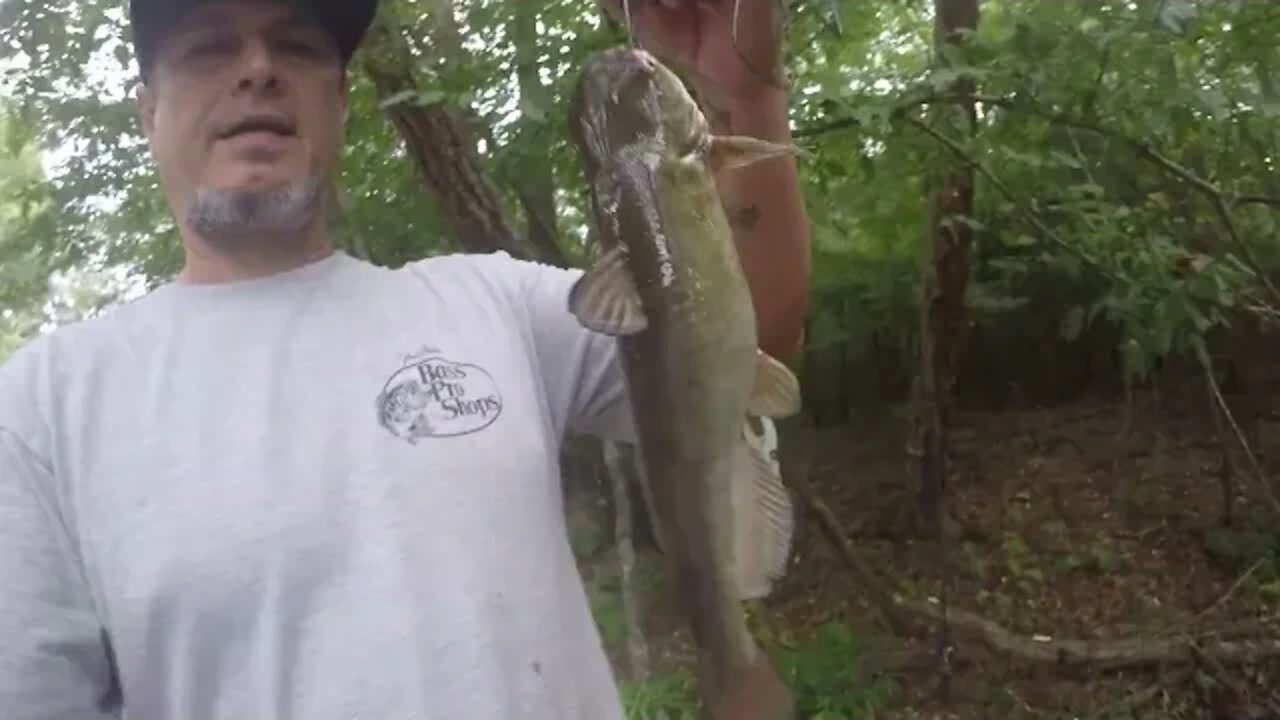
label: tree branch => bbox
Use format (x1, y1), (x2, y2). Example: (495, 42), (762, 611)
(786, 465), (912, 635)
(1137, 146), (1280, 305)
(1236, 195), (1280, 210)
(903, 116), (1122, 286)
(1194, 341), (1280, 516)
(799, 93), (1280, 305)
(793, 116), (859, 140)
(956, 94), (1280, 306)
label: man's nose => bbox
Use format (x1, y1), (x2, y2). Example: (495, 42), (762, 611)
(234, 38), (282, 93)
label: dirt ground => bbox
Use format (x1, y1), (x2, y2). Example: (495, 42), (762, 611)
(584, 385), (1280, 719)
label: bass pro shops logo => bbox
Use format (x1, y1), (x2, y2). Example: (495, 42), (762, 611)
(376, 354), (504, 443)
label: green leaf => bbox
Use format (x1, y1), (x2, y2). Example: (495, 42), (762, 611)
(1003, 234), (1038, 248)
(1157, 0), (1199, 34)
(519, 95), (548, 123)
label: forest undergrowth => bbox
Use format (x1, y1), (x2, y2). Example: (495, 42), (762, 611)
(578, 380), (1280, 720)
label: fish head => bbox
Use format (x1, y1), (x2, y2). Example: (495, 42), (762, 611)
(647, 56), (709, 157)
(570, 47), (708, 169)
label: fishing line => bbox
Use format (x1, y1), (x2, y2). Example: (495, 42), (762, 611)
(622, 0), (638, 48)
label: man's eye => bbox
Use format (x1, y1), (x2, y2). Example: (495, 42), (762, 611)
(280, 37), (325, 56)
(188, 37), (235, 57)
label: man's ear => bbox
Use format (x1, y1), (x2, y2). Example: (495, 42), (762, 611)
(137, 81), (158, 140)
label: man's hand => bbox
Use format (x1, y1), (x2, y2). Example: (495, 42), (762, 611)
(597, 0), (786, 106)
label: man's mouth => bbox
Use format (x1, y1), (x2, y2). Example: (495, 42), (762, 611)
(216, 114), (298, 141)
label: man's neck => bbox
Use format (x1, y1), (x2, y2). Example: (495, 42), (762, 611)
(177, 228), (336, 285)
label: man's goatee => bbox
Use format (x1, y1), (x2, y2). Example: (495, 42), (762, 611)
(187, 178), (324, 246)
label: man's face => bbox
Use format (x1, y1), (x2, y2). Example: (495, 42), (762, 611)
(137, 1), (349, 240)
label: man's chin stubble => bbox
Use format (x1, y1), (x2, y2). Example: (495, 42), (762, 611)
(186, 177), (325, 251)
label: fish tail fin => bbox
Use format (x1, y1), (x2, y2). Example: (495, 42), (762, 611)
(703, 652), (796, 720)
(729, 416), (795, 601)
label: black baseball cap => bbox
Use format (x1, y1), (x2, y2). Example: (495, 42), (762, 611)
(128, 0), (379, 76)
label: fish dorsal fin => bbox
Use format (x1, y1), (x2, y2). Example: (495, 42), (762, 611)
(707, 135), (802, 173)
(568, 246), (648, 336)
(748, 351), (802, 418)
(730, 417), (795, 600)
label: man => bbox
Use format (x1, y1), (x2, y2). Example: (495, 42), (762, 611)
(0, 0), (810, 718)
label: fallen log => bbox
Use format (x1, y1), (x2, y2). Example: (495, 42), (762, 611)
(788, 464), (1280, 672)
(900, 598), (1280, 671)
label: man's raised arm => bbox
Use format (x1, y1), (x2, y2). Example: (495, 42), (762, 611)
(705, 83), (811, 362)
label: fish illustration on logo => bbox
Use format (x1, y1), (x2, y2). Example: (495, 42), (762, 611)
(376, 355), (504, 443)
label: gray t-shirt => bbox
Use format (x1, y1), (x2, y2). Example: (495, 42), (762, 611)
(0, 250), (635, 720)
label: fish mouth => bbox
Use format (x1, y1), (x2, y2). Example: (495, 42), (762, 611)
(214, 113), (298, 141)
(606, 47), (659, 99)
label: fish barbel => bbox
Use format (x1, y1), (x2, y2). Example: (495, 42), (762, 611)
(567, 46), (802, 720)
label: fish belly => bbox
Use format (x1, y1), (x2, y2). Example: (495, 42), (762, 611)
(620, 296), (759, 669)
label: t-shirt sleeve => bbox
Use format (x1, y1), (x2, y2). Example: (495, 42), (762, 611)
(511, 257), (637, 445)
(0, 428), (120, 718)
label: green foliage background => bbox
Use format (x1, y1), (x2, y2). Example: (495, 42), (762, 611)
(4, 0), (1278, 380)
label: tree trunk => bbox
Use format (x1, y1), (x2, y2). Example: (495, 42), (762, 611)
(510, 0), (569, 266)
(359, 3), (557, 264)
(913, 0), (979, 538)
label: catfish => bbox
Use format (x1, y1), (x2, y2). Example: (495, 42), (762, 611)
(567, 46), (802, 720)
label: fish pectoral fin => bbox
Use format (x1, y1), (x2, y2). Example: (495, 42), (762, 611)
(730, 422), (795, 600)
(707, 135), (801, 173)
(748, 351), (802, 418)
(568, 246), (648, 336)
